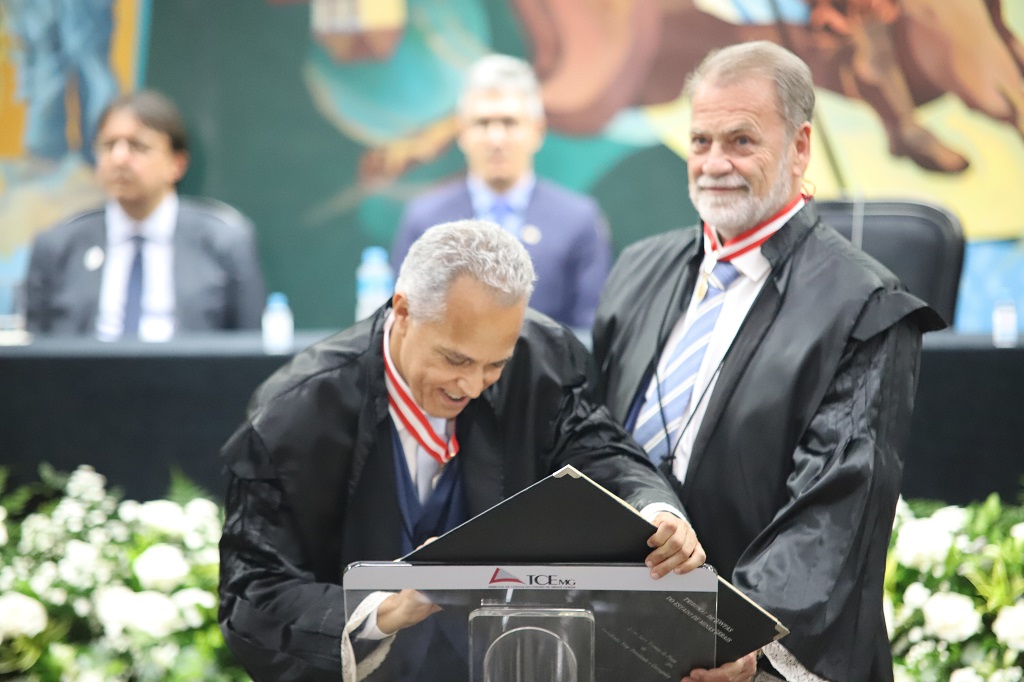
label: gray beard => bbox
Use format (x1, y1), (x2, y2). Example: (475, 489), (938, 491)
(690, 156), (795, 239)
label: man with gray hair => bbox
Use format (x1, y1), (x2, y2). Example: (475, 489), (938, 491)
(593, 42), (944, 681)
(391, 54), (612, 330)
(220, 220), (703, 682)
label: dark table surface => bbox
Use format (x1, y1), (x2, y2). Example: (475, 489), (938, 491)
(1, 330), (1020, 505)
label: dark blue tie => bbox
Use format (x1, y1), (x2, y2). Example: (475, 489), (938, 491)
(122, 235), (144, 337)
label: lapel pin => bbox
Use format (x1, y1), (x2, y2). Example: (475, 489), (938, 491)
(84, 246), (105, 271)
(521, 224), (542, 245)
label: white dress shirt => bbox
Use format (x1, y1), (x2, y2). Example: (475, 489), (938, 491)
(95, 194), (178, 341)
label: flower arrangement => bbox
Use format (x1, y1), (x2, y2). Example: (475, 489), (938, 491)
(3, 464), (1023, 680)
(0, 465), (247, 681)
(886, 494), (1024, 682)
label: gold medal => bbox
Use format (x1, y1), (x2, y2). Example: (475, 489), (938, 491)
(695, 273), (709, 302)
(695, 259), (716, 302)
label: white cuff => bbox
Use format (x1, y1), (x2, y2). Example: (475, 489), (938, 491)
(639, 502), (686, 523)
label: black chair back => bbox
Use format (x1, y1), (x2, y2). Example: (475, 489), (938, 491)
(815, 199), (965, 325)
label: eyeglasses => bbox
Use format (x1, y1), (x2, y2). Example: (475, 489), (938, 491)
(95, 138), (157, 156)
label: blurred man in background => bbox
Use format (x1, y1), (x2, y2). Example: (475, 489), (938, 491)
(25, 90), (265, 340)
(391, 54), (611, 330)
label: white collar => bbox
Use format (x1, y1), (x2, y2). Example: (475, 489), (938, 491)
(105, 193), (179, 246)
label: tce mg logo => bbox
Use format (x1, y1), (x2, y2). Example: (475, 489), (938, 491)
(526, 573), (576, 587)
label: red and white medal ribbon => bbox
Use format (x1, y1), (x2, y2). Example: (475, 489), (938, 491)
(383, 316), (459, 465)
(696, 194), (806, 299)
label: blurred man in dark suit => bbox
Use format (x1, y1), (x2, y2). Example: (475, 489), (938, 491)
(25, 90), (265, 340)
(391, 54), (611, 330)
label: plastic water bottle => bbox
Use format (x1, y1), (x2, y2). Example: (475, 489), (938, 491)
(262, 292), (294, 354)
(355, 246), (394, 321)
(992, 297), (1018, 348)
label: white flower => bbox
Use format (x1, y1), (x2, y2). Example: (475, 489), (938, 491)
(194, 546), (220, 567)
(133, 543), (190, 591)
(28, 561), (57, 597)
(173, 587), (216, 628)
(1011, 523), (1024, 542)
(57, 539), (102, 589)
(894, 666), (916, 682)
(172, 586), (216, 610)
(125, 591), (186, 637)
(47, 641), (76, 668)
(136, 500), (188, 536)
(108, 519), (130, 543)
(66, 465), (107, 502)
(73, 597), (93, 617)
(0, 592), (49, 640)
(922, 592), (982, 643)
(80, 673), (111, 682)
(884, 594), (895, 639)
(930, 505), (968, 533)
(118, 499), (141, 524)
(903, 582), (931, 610)
(893, 496), (913, 527)
(96, 586), (187, 639)
(894, 517), (954, 571)
(86, 509), (107, 528)
(150, 642), (181, 671)
(905, 639), (936, 665)
(86, 527), (111, 546)
(46, 587), (67, 606)
(991, 668), (1024, 682)
(0, 566), (14, 592)
(0, 507), (7, 547)
(19, 513), (57, 554)
(185, 497), (220, 525)
(993, 602), (1024, 651)
(950, 667), (985, 682)
(95, 585), (137, 638)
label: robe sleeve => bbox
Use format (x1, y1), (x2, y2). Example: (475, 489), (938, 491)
(218, 424), (348, 682)
(730, 315), (922, 680)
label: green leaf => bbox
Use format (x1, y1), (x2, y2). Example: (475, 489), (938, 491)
(166, 467), (213, 505)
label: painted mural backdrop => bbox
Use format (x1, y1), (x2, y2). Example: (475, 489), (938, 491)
(1, 0), (1023, 331)
(0, 0), (150, 318)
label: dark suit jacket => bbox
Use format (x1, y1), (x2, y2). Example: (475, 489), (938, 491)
(25, 196), (265, 335)
(391, 178), (611, 328)
(218, 305), (681, 681)
(592, 202), (945, 681)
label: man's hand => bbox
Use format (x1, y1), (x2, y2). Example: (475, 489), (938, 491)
(682, 651), (758, 682)
(375, 589), (441, 635)
(645, 511), (706, 578)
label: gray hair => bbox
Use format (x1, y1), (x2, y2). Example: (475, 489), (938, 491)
(684, 41), (815, 133)
(395, 220), (536, 321)
(457, 54), (545, 121)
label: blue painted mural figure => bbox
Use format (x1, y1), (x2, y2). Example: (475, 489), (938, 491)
(3, 0), (120, 165)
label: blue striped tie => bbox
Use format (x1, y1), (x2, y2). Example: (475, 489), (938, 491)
(632, 260), (742, 465)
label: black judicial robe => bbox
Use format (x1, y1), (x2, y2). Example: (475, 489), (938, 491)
(218, 305), (682, 682)
(592, 202), (945, 681)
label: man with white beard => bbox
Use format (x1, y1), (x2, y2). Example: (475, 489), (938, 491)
(591, 42), (944, 682)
